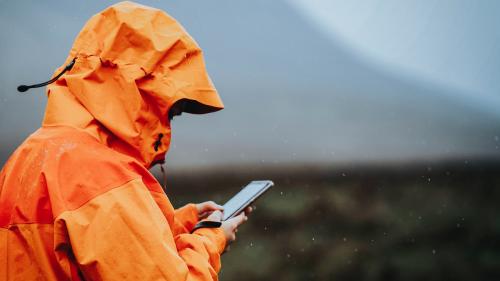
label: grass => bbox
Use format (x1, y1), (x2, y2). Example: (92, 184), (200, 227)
(162, 162), (500, 281)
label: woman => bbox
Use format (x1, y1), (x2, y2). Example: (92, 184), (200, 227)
(0, 2), (248, 280)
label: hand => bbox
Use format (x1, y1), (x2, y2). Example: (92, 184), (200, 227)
(195, 201), (224, 220)
(207, 206), (253, 253)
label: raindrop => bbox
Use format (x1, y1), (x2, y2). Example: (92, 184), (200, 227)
(343, 237), (347, 242)
(280, 191), (284, 196)
(418, 216), (422, 220)
(286, 253), (291, 258)
(341, 173), (346, 177)
(354, 248), (358, 252)
(432, 249), (436, 255)
(311, 237), (315, 241)
(456, 223), (461, 228)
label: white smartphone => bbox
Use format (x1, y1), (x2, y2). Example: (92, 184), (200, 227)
(222, 180), (274, 221)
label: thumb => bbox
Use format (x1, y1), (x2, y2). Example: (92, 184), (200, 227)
(228, 212), (246, 227)
(207, 210), (223, 222)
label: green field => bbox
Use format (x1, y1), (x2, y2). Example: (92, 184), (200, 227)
(163, 162), (500, 281)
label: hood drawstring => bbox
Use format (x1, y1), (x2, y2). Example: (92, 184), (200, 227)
(18, 58), (76, 92)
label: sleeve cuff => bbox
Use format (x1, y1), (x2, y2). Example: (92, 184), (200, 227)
(193, 227), (227, 254)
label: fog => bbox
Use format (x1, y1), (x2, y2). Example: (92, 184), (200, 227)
(1, 0), (499, 168)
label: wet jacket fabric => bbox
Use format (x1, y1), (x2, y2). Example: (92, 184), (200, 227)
(0, 2), (225, 280)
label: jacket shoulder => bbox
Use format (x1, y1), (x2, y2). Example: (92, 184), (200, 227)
(36, 127), (161, 214)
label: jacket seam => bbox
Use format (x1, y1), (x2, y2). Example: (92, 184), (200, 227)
(61, 176), (143, 214)
(1, 176), (143, 228)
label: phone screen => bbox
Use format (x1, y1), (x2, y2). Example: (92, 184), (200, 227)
(222, 181), (273, 221)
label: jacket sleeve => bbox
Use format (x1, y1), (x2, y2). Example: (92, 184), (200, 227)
(58, 178), (226, 281)
(173, 204), (199, 234)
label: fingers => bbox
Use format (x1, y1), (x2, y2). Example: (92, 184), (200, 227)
(227, 230), (236, 244)
(206, 210), (223, 222)
(198, 211), (209, 220)
(196, 201), (224, 214)
(221, 210), (252, 253)
(227, 212), (247, 228)
(244, 206), (254, 214)
(196, 201), (224, 220)
(206, 201), (224, 211)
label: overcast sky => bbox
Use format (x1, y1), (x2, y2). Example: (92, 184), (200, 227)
(0, 0), (499, 168)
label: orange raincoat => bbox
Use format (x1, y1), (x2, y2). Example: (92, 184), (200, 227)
(0, 2), (226, 280)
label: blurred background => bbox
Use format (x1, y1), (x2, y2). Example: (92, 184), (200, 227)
(1, 1), (500, 280)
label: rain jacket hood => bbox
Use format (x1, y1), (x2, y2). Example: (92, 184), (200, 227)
(1, 2), (228, 280)
(43, 1), (224, 168)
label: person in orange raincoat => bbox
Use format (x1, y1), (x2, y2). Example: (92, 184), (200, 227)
(0, 2), (250, 280)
